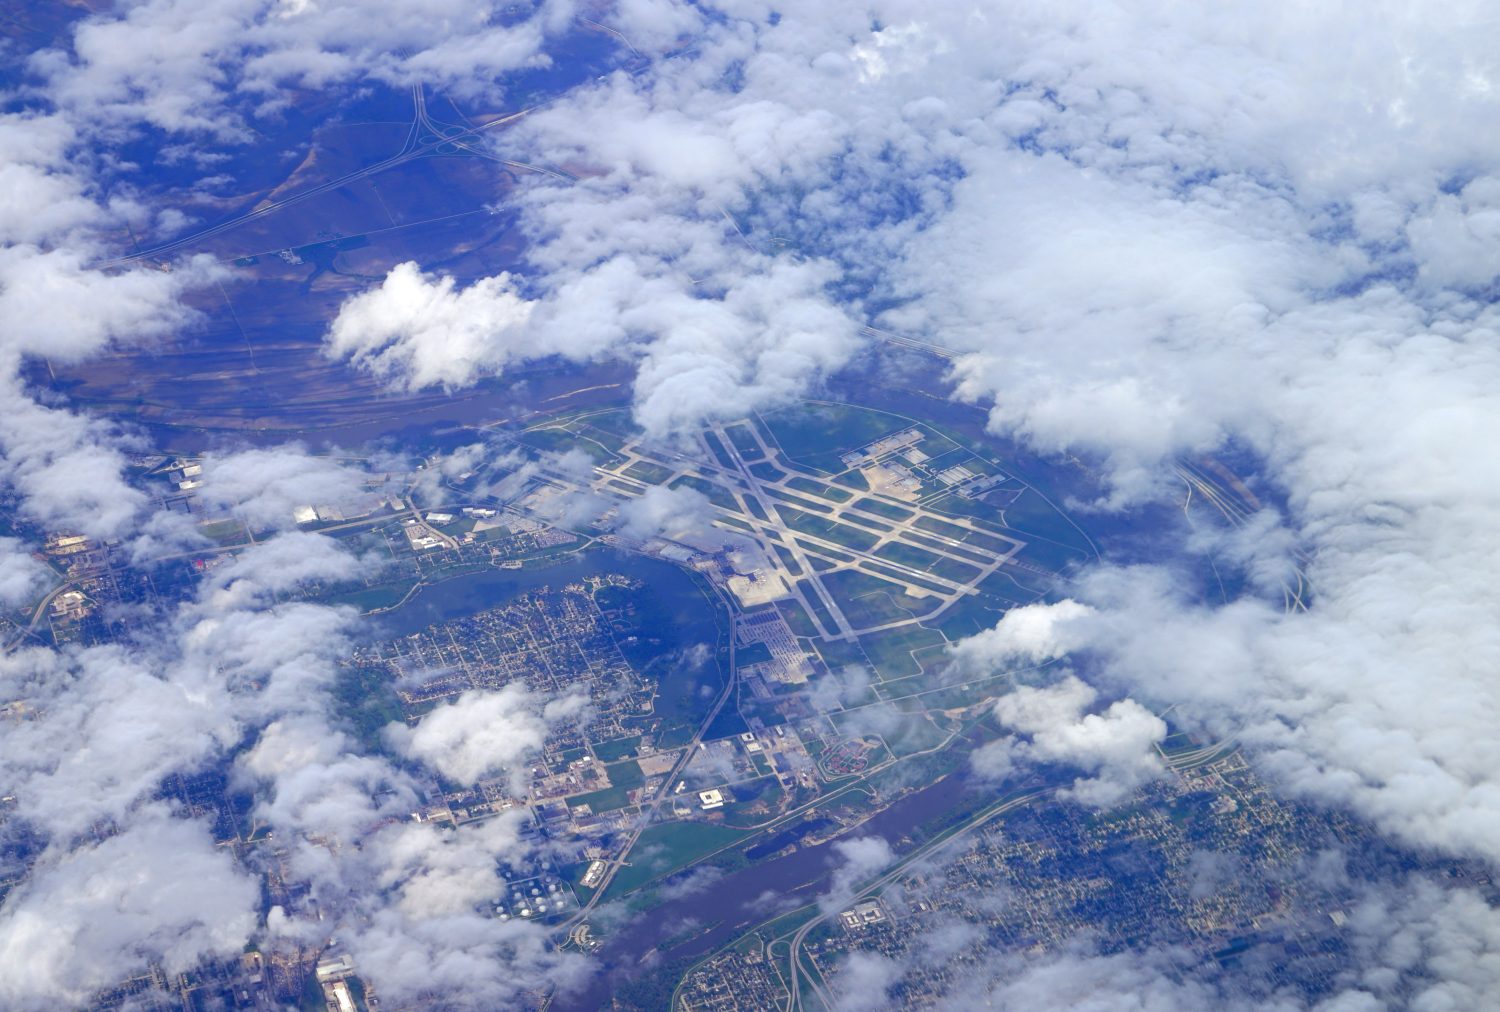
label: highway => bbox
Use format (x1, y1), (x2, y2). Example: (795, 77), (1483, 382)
(1176, 459), (1312, 614)
(773, 785), (1059, 1011)
(93, 85), (543, 270)
(556, 578), (742, 935)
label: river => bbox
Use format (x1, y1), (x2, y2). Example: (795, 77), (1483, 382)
(553, 770), (993, 1010)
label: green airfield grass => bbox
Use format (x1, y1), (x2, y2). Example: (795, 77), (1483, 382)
(623, 460), (675, 485)
(858, 561), (951, 596)
(786, 476), (854, 503)
(669, 474), (739, 511)
(777, 599), (819, 637)
(725, 423), (765, 460)
(761, 402), (914, 473)
(858, 624), (948, 680)
(913, 515), (1015, 554)
(873, 541), (983, 585)
(520, 426), (617, 465)
(933, 589), (1027, 641)
(775, 505), (880, 553)
(766, 488), (832, 515)
(855, 497), (914, 521)
(901, 531), (994, 565)
(993, 487), (1097, 559)
(796, 539), (853, 564)
(702, 429), (736, 469)
(834, 470), (871, 492)
(821, 569), (939, 628)
(794, 577), (840, 634)
(771, 543), (803, 576)
(835, 511), (893, 534)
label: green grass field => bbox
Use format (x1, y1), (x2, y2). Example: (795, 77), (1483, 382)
(607, 759), (646, 790)
(794, 578), (839, 633)
(608, 821), (751, 896)
(913, 515), (1014, 554)
(855, 497), (914, 521)
(775, 505), (880, 553)
(725, 423), (765, 460)
(785, 476), (854, 503)
(593, 735), (643, 761)
(822, 569), (937, 627)
(669, 474), (739, 511)
(623, 460), (675, 485)
(858, 624), (948, 680)
(777, 599), (819, 637)
(570, 784), (634, 814)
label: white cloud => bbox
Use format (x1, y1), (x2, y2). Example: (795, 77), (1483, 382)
(327, 254), (862, 437)
(388, 684), (585, 787)
(31, 0), (572, 135)
(325, 264), (541, 391)
(0, 643), (237, 840)
(821, 836), (895, 914)
(990, 675), (1168, 806)
(948, 599), (1095, 669)
(197, 445), (374, 529)
(831, 952), (903, 1011)
(613, 482), (711, 542)
(11, 0), (1500, 1004)
(0, 806), (257, 1010)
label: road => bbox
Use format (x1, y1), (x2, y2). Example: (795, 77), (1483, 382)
(517, 411), (1031, 646)
(556, 578), (742, 935)
(1176, 459), (1311, 613)
(775, 785), (1058, 1011)
(93, 86), (541, 270)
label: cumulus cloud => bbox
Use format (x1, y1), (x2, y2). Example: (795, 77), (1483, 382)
(327, 255), (862, 436)
(533, 0), (1500, 906)
(0, 806), (257, 1010)
(30, 0), (572, 135)
(937, 944), (1254, 1012)
(948, 599), (1095, 670)
(985, 675), (1168, 807)
(325, 264), (541, 391)
(0, 538), (50, 608)
(831, 951), (903, 1011)
(0, 2), (604, 1004)
(612, 482), (712, 542)
(12, 0), (1500, 1005)
(389, 684), (586, 787)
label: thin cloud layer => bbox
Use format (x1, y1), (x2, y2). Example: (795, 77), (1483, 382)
(0, 806), (258, 1010)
